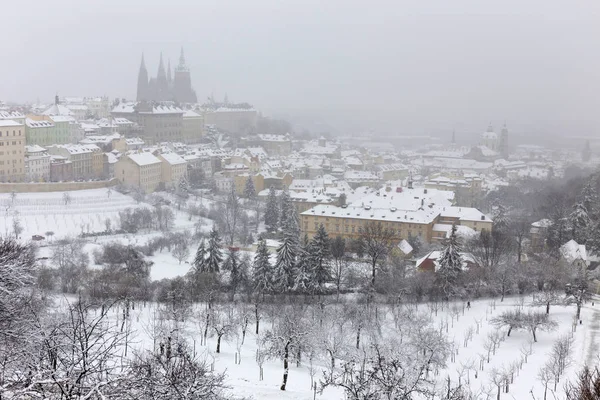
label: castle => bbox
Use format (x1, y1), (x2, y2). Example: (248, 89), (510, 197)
(136, 48), (197, 104)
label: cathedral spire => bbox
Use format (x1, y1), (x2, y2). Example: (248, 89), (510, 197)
(157, 52), (166, 78)
(451, 129), (456, 144)
(136, 53), (149, 101)
(167, 59), (172, 83)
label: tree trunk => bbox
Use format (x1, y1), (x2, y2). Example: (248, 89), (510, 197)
(497, 385), (501, 400)
(280, 342), (290, 391)
(576, 302), (582, 320)
(356, 326), (361, 349)
(204, 313), (210, 345)
(255, 304), (260, 335)
(216, 335), (222, 353)
(507, 326), (512, 337)
(532, 328), (537, 343)
(546, 301), (550, 315)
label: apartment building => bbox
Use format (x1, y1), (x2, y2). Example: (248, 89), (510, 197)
(25, 145), (51, 181)
(0, 120), (26, 182)
(46, 144), (99, 180)
(115, 152), (162, 193)
(157, 152), (187, 189)
(182, 110), (204, 144)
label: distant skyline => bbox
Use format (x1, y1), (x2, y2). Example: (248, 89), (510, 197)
(2, 0), (599, 136)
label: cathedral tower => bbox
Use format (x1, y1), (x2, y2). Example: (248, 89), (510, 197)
(173, 47), (197, 103)
(499, 123), (509, 159)
(156, 53), (169, 101)
(136, 54), (149, 101)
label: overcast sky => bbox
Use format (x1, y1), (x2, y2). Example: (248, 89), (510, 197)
(2, 0), (599, 137)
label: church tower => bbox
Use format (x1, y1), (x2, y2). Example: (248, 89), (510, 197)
(173, 47), (198, 103)
(156, 53), (169, 101)
(136, 54), (149, 101)
(499, 123), (509, 159)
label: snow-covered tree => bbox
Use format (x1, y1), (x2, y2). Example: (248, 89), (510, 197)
(493, 204), (511, 235)
(436, 224), (463, 299)
(253, 239), (272, 295)
(580, 181), (598, 220)
(244, 175), (256, 199)
(223, 187), (241, 245)
(264, 186), (279, 232)
(205, 226), (223, 273)
(293, 239), (315, 294)
(273, 233), (299, 293)
(279, 189), (300, 237)
(565, 264), (592, 320)
(193, 239), (207, 272)
(569, 202), (591, 244)
(222, 248), (246, 299)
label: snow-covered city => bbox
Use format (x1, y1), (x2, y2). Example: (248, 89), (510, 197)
(1, 2), (600, 399)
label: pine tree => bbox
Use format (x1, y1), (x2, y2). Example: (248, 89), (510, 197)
(492, 204), (510, 235)
(569, 202), (591, 244)
(293, 240), (315, 294)
(264, 186), (279, 232)
(580, 181), (598, 220)
(205, 226), (223, 273)
(244, 175), (256, 199)
(279, 189), (300, 237)
(253, 239), (272, 295)
(310, 224), (331, 290)
(193, 239), (206, 272)
(273, 233), (298, 293)
(437, 224), (463, 299)
(223, 248), (242, 299)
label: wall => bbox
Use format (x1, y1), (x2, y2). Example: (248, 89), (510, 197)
(0, 178), (118, 193)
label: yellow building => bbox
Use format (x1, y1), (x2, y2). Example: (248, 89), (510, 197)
(115, 152), (162, 193)
(158, 152), (188, 189)
(183, 110), (204, 144)
(0, 120), (26, 182)
(300, 187), (492, 243)
(233, 173), (265, 196)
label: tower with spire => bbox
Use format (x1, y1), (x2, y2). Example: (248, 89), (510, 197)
(136, 48), (197, 103)
(136, 54), (149, 101)
(499, 123), (509, 159)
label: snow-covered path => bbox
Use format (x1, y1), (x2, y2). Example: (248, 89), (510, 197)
(584, 298), (600, 366)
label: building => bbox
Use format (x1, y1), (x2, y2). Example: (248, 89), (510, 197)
(157, 152), (187, 189)
(49, 156), (73, 182)
(499, 123), (509, 160)
(136, 49), (197, 103)
(115, 152), (162, 193)
(480, 124), (498, 152)
(111, 102), (184, 144)
(0, 120), (26, 182)
(182, 110), (204, 144)
(300, 187), (492, 243)
(46, 144), (99, 180)
(204, 108), (258, 135)
(25, 145), (50, 181)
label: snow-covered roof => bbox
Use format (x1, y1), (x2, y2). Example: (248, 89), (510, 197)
(25, 144), (47, 153)
(0, 111), (24, 120)
(0, 119), (23, 127)
(159, 152), (187, 165)
(127, 152), (161, 166)
(560, 240), (587, 264)
(43, 104), (74, 116)
(398, 239), (413, 255)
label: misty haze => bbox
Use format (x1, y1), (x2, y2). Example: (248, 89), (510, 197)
(1, 1), (600, 399)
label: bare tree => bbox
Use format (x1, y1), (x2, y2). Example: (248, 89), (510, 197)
(262, 306), (310, 391)
(172, 243), (190, 264)
(357, 221), (395, 290)
(62, 191), (72, 206)
(223, 187), (241, 245)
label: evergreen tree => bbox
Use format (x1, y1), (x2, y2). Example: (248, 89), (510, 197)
(279, 189), (300, 237)
(492, 204), (510, 235)
(192, 239), (206, 272)
(205, 226), (223, 273)
(310, 224), (331, 290)
(222, 248), (242, 299)
(244, 175), (256, 199)
(436, 224), (463, 299)
(264, 186), (279, 232)
(569, 202), (591, 244)
(580, 181), (598, 220)
(293, 240), (315, 294)
(273, 233), (298, 293)
(253, 239), (272, 295)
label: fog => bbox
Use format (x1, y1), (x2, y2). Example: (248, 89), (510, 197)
(2, 0), (599, 136)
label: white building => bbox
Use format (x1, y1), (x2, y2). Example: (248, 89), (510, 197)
(25, 145), (51, 181)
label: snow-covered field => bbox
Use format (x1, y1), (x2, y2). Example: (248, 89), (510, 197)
(103, 296), (599, 399)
